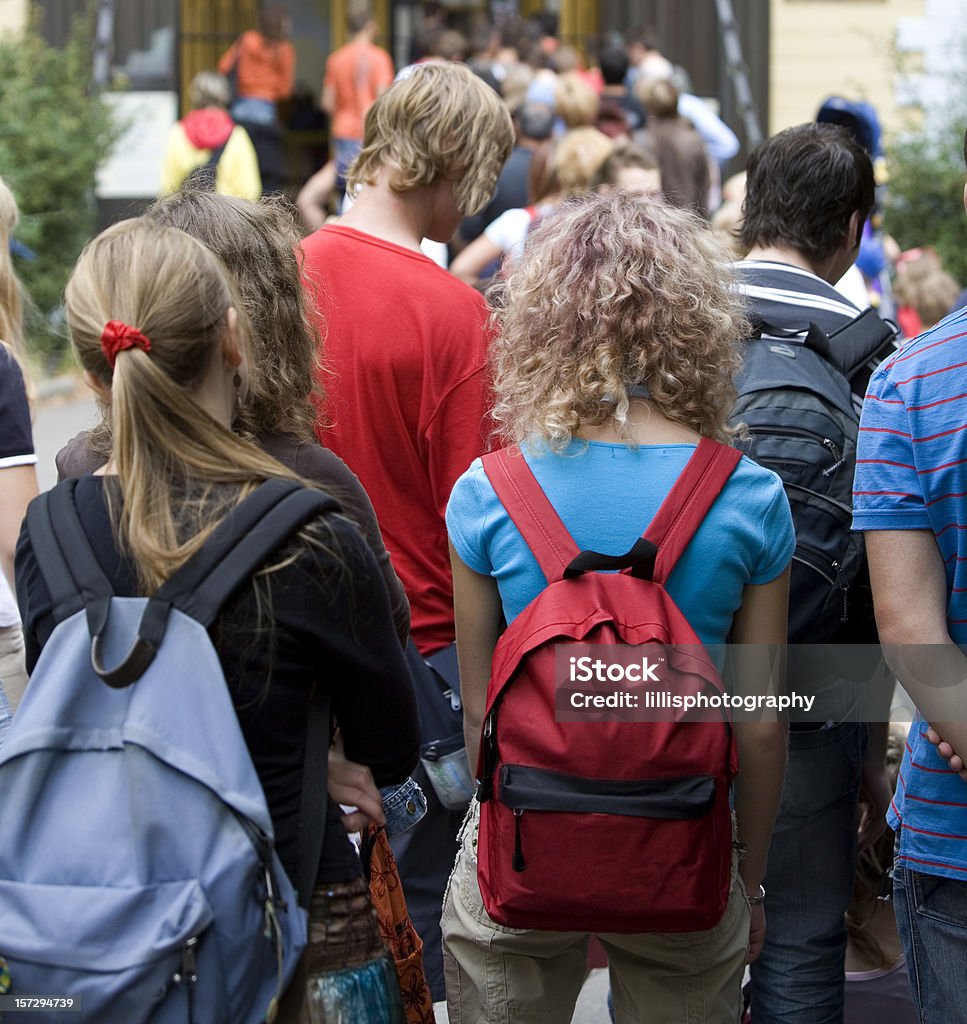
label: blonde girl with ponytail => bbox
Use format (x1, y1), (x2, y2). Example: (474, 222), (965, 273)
(14, 218), (420, 1017)
(0, 176), (38, 713)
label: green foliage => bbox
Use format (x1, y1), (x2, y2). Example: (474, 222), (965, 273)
(0, 9), (120, 359)
(885, 129), (967, 288)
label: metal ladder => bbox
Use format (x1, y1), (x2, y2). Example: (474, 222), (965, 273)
(714, 0), (763, 149)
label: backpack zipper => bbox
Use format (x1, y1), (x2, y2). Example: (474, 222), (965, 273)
(261, 862), (286, 1023)
(749, 426), (845, 474)
(820, 438), (846, 476)
(513, 809), (526, 872)
(793, 546), (849, 621)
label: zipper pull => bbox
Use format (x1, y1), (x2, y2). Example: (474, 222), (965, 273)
(182, 937), (198, 985)
(478, 713), (496, 802)
(513, 809), (525, 872)
(263, 894), (285, 1023)
(172, 935), (199, 988)
(821, 438), (845, 476)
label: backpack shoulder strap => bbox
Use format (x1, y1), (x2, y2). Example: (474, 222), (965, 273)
(208, 140), (229, 169)
(156, 478), (341, 626)
(816, 307), (897, 383)
(482, 447), (580, 584)
(645, 438), (742, 584)
(157, 478), (339, 911)
(26, 479), (115, 639)
(87, 480), (341, 689)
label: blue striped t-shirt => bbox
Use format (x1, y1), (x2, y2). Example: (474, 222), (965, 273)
(853, 306), (967, 880)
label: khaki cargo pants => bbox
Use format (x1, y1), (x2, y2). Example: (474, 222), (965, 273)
(442, 803), (750, 1024)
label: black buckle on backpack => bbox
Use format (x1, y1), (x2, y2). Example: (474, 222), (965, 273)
(563, 538), (658, 581)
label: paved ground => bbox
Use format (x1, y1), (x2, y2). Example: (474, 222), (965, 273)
(31, 382), (97, 490)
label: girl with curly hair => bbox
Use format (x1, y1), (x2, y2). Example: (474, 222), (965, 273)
(442, 192), (793, 1023)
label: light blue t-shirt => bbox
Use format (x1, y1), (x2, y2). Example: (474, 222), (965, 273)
(446, 440), (795, 649)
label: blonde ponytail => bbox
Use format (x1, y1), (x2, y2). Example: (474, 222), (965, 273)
(65, 218), (307, 591)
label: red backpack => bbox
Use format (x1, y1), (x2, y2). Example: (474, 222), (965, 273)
(475, 439), (742, 933)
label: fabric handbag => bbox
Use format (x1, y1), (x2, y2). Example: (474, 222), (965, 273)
(361, 825), (434, 1024)
(276, 875), (405, 1024)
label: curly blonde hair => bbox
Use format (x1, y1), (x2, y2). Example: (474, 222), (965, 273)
(490, 192), (748, 449)
(347, 62), (514, 217)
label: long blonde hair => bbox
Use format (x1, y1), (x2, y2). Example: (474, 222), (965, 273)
(0, 176), (27, 360)
(65, 218), (306, 591)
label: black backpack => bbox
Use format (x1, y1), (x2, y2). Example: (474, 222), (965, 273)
(730, 308), (897, 644)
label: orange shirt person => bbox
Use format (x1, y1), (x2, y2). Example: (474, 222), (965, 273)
(322, 6), (393, 180)
(218, 4), (294, 194)
(218, 5), (295, 124)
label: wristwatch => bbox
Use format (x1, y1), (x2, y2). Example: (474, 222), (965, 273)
(744, 883), (766, 907)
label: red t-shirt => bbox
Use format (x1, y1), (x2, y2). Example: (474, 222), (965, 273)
(300, 225), (493, 654)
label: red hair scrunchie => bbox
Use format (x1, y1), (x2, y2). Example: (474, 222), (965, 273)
(100, 320), (152, 369)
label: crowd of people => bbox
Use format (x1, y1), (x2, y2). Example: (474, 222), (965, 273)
(3, 4), (967, 1024)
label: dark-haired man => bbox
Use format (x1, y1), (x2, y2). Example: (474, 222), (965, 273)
(737, 122), (894, 1024)
(599, 44), (646, 133)
(854, 128), (967, 1024)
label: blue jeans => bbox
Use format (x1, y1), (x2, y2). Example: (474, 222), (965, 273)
(379, 775), (427, 836)
(894, 857), (967, 1023)
(230, 97), (278, 126)
(333, 137), (362, 197)
(748, 721), (867, 1023)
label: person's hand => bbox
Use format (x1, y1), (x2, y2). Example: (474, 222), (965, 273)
(925, 726), (967, 782)
(328, 730), (385, 833)
(746, 904), (766, 964)
(857, 762), (892, 850)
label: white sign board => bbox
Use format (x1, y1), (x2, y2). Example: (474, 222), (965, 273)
(96, 91), (178, 200)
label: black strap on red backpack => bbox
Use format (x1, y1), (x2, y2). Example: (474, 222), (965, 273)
(482, 437), (742, 584)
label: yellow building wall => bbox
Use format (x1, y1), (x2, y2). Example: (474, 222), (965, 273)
(0, 0), (26, 36)
(769, 0), (924, 135)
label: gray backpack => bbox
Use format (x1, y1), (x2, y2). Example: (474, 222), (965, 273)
(730, 308), (896, 644)
(0, 479), (335, 1023)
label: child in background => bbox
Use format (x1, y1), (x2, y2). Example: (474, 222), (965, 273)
(843, 728), (918, 1024)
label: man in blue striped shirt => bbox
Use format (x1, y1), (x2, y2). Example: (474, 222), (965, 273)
(855, 128), (967, 1024)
